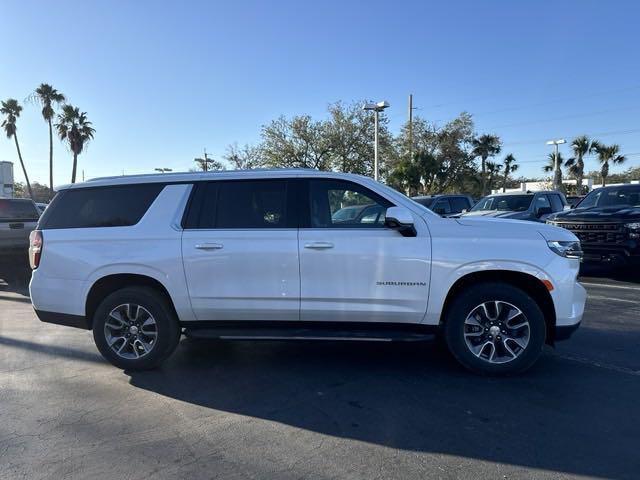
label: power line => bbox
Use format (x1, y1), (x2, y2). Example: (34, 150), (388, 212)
(503, 128), (640, 147)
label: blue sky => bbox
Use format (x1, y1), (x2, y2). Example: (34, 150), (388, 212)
(1, 0), (639, 186)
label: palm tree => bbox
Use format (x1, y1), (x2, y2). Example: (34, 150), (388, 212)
(501, 153), (518, 192)
(564, 135), (594, 194)
(471, 134), (502, 196)
(594, 143), (626, 186)
(1, 99), (34, 199)
(543, 152), (565, 191)
(30, 84), (65, 197)
(485, 160), (503, 193)
(55, 105), (95, 183)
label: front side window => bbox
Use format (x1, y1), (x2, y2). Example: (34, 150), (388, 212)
(308, 179), (392, 228)
(534, 195), (551, 211)
(187, 179), (292, 229)
(450, 196), (471, 213)
(432, 199), (451, 214)
(548, 194), (565, 212)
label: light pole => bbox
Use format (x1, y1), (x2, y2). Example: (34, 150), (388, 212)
(363, 101), (390, 181)
(154, 168), (173, 173)
(546, 139), (566, 190)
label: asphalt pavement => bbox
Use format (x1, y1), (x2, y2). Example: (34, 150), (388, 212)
(0, 269), (638, 479)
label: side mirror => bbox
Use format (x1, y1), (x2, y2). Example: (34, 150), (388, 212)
(563, 205), (572, 211)
(536, 206), (552, 217)
(384, 206), (417, 237)
(461, 208), (468, 213)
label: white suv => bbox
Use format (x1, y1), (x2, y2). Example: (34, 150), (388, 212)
(29, 170), (586, 374)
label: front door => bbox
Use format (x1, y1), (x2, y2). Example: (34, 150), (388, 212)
(298, 178), (431, 324)
(181, 179), (300, 321)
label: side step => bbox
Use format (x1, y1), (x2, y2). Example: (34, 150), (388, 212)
(183, 321), (438, 342)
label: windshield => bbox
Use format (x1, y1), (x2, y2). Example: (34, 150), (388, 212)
(471, 195), (533, 212)
(577, 186), (640, 209)
(331, 206), (362, 221)
(0, 199), (40, 221)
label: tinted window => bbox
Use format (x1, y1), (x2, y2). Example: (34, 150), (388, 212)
(412, 197), (434, 208)
(188, 180), (291, 229)
(471, 195), (533, 212)
(534, 195), (551, 211)
(40, 184), (164, 229)
(548, 194), (564, 212)
(450, 196), (470, 213)
(432, 199), (451, 214)
(0, 199), (39, 221)
(308, 179), (392, 228)
(578, 186), (640, 209)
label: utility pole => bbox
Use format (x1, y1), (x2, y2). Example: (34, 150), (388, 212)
(408, 94), (413, 161)
(194, 148), (214, 172)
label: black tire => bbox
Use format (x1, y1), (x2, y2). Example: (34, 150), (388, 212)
(444, 282), (546, 375)
(92, 286), (181, 370)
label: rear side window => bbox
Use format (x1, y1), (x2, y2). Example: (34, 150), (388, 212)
(0, 199), (39, 221)
(184, 179), (296, 229)
(40, 184), (164, 229)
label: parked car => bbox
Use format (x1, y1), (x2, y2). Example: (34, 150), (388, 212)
(412, 194), (474, 216)
(462, 191), (568, 222)
(29, 170), (585, 375)
(35, 202), (48, 215)
(332, 203), (385, 225)
(547, 184), (640, 265)
(0, 198), (40, 286)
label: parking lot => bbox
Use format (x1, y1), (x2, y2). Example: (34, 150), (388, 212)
(0, 269), (638, 480)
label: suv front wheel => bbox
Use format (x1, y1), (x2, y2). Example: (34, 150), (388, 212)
(444, 282), (546, 375)
(92, 286), (181, 370)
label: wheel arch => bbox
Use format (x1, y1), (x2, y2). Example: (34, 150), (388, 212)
(85, 273), (179, 329)
(439, 270), (557, 344)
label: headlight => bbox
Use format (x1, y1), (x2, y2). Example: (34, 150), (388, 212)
(625, 222), (640, 231)
(547, 240), (583, 259)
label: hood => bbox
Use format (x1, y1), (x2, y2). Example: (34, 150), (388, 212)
(548, 205), (640, 223)
(456, 215), (578, 242)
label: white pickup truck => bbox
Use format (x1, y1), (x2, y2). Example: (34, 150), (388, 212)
(29, 170), (586, 374)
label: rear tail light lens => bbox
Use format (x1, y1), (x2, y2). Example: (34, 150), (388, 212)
(29, 230), (43, 269)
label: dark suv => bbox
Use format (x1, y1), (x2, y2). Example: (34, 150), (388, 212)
(547, 184), (640, 265)
(412, 194), (474, 216)
(461, 191), (568, 222)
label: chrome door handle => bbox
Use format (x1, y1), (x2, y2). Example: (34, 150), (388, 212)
(195, 243), (223, 250)
(304, 242), (334, 250)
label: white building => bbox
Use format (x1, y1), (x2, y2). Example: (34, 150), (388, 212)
(0, 161), (14, 198)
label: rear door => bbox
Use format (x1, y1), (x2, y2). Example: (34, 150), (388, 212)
(181, 179), (300, 321)
(298, 178), (431, 324)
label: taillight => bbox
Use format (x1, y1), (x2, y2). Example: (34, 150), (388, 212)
(29, 230), (43, 269)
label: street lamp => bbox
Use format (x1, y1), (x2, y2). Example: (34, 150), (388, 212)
(546, 139), (566, 190)
(363, 101), (390, 181)
(154, 168), (173, 173)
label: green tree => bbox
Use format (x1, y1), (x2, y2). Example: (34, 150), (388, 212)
(543, 151), (564, 179)
(30, 84), (65, 196)
(594, 143), (626, 186)
(471, 133), (502, 196)
(325, 101), (394, 177)
(1, 99), (33, 200)
(55, 105), (95, 183)
(501, 153), (518, 192)
(223, 143), (263, 169)
(260, 115), (332, 170)
(13, 181), (53, 203)
(564, 135), (594, 194)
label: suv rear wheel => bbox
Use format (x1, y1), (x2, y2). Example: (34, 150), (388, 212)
(444, 282), (546, 375)
(92, 286), (181, 370)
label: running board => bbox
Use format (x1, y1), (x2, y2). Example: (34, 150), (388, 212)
(182, 322), (438, 342)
